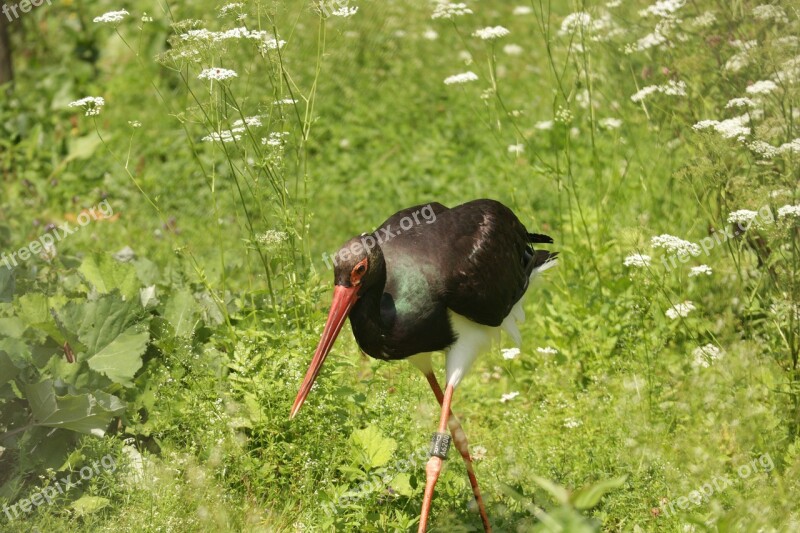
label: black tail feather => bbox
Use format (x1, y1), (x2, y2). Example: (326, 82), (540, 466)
(528, 232), (554, 244)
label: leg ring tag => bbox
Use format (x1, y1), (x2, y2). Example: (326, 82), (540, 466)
(429, 432), (451, 460)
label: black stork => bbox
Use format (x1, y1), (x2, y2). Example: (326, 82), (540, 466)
(290, 198), (557, 532)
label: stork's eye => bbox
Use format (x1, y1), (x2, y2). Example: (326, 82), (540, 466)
(351, 259), (368, 285)
(355, 264), (366, 274)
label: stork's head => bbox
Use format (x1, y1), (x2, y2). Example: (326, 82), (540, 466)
(290, 235), (385, 418)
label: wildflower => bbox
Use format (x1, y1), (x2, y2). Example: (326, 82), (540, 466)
(473, 26), (510, 40)
(752, 5), (788, 24)
(727, 209), (759, 226)
(68, 96), (105, 116)
(128, 120), (142, 128)
(423, 29), (438, 40)
(202, 130), (241, 143)
(725, 97), (756, 109)
(555, 106), (573, 123)
(651, 234), (701, 256)
(444, 71), (478, 85)
(693, 115), (750, 139)
(690, 11), (716, 28)
(537, 346), (558, 355)
(219, 3), (243, 16)
(502, 347), (520, 360)
(746, 80), (778, 95)
(689, 265), (713, 277)
(93, 10), (129, 23)
(198, 67), (238, 81)
(559, 12), (592, 35)
(624, 253), (651, 267)
(232, 116), (263, 128)
(599, 117), (622, 129)
(257, 230), (289, 247)
(275, 98), (297, 105)
(513, 6), (533, 15)
(500, 391), (519, 403)
(749, 140), (779, 158)
(331, 6), (358, 17)
(779, 139), (800, 154)
(262, 132), (289, 146)
(606, 0), (622, 7)
(778, 205), (800, 219)
(471, 445), (487, 460)
(535, 120), (553, 130)
(639, 0), (686, 18)
(431, 2), (473, 20)
(692, 344), (723, 368)
(631, 81), (685, 103)
(666, 301), (695, 320)
(507, 144), (524, 155)
(563, 417), (582, 429)
(503, 44), (523, 56)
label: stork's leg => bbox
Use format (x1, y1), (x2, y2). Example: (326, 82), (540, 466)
(424, 372), (492, 532)
(419, 383), (454, 532)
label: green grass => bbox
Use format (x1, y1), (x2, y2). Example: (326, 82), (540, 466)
(1, 0), (800, 531)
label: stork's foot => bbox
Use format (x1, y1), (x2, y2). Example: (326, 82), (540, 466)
(419, 455), (443, 532)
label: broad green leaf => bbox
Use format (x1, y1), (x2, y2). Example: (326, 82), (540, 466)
(0, 317), (25, 338)
(71, 495), (110, 516)
(531, 475), (570, 505)
(79, 254), (138, 300)
(25, 380), (125, 435)
(164, 289), (199, 338)
(16, 292), (50, 328)
(0, 351), (20, 384)
(0, 267), (13, 302)
(66, 135), (101, 163)
(87, 326), (148, 386)
(60, 294), (139, 355)
(571, 476), (627, 510)
(350, 425), (397, 469)
(389, 472), (413, 497)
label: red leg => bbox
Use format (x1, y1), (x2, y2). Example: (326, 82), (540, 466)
(419, 383), (454, 532)
(424, 373), (492, 532)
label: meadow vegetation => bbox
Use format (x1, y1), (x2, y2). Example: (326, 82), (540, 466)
(1, 0), (799, 531)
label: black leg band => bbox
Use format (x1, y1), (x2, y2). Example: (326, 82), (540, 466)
(429, 432), (451, 459)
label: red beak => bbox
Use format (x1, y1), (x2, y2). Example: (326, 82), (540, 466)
(290, 284), (359, 418)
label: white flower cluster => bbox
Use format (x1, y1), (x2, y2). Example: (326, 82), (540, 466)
(727, 209), (759, 225)
(257, 230), (289, 247)
(624, 253), (651, 268)
(777, 205), (800, 219)
(651, 234), (701, 256)
(689, 265), (713, 277)
(725, 97), (756, 109)
(639, 0), (685, 18)
(198, 67), (238, 81)
(202, 115), (263, 143)
(748, 140), (779, 159)
(513, 6), (533, 16)
(692, 114), (750, 140)
(500, 391), (519, 403)
(746, 80), (779, 95)
(501, 347), (520, 360)
(559, 12), (592, 35)
(431, 2), (473, 20)
(666, 301), (695, 320)
(473, 26), (510, 40)
(179, 27), (286, 50)
(563, 417), (582, 429)
(507, 144), (524, 155)
(692, 344), (723, 368)
(262, 132), (289, 147)
(331, 6), (358, 18)
(444, 71), (478, 85)
(94, 10), (129, 24)
(631, 80), (686, 102)
(599, 117), (623, 129)
(778, 138), (800, 154)
(537, 346), (558, 355)
(68, 96), (105, 116)
(752, 4), (788, 24)
(219, 3), (244, 16)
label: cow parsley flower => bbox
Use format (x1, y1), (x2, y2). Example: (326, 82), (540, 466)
(444, 71), (478, 85)
(473, 26), (510, 40)
(559, 12), (592, 35)
(262, 132), (289, 146)
(778, 205), (800, 219)
(651, 235), (701, 256)
(331, 6), (358, 17)
(503, 44), (523, 56)
(746, 80), (778, 95)
(535, 120), (553, 130)
(537, 346), (558, 355)
(202, 130), (241, 143)
(507, 144), (524, 155)
(502, 348), (520, 360)
(513, 6), (533, 15)
(563, 417), (582, 429)
(727, 209), (759, 226)
(275, 98), (297, 105)
(219, 3), (243, 16)
(779, 139), (800, 153)
(631, 80), (686, 103)
(198, 67), (238, 81)
(431, 2), (472, 20)
(693, 115), (750, 139)
(93, 10), (129, 23)
(689, 265), (713, 277)
(500, 391), (520, 403)
(692, 344), (723, 368)
(257, 230), (289, 247)
(624, 253), (651, 267)
(666, 301), (695, 320)
(725, 97), (756, 108)
(600, 117), (623, 129)
(749, 140), (779, 158)
(752, 5), (788, 24)
(640, 0), (685, 18)
(68, 96), (105, 116)
(423, 29), (438, 40)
